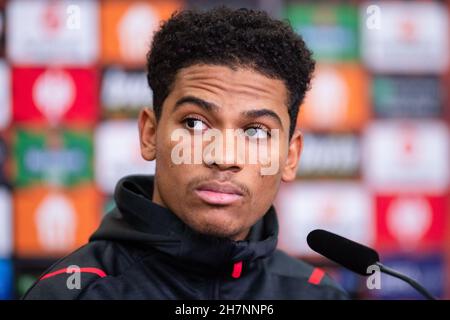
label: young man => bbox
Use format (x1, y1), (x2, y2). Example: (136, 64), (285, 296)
(24, 7), (348, 300)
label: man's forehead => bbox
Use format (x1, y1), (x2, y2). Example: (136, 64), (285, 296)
(172, 64), (288, 104)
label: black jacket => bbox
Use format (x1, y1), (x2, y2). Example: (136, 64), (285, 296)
(23, 175), (348, 300)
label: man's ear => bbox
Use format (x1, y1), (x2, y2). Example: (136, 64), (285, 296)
(138, 108), (157, 161)
(281, 129), (303, 182)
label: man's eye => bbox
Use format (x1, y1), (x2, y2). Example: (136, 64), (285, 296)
(184, 118), (207, 131)
(244, 127), (269, 139)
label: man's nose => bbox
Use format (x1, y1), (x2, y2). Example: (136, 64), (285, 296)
(203, 129), (245, 172)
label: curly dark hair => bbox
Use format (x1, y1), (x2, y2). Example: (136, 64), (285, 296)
(147, 6), (315, 138)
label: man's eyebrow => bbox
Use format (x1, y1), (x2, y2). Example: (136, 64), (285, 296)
(173, 96), (284, 129)
(173, 96), (219, 113)
(241, 109), (283, 128)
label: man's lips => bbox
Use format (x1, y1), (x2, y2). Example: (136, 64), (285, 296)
(194, 181), (244, 205)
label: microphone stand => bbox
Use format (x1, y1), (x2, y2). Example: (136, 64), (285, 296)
(376, 262), (436, 300)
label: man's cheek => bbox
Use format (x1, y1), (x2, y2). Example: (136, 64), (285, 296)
(157, 128), (183, 165)
(259, 145), (282, 176)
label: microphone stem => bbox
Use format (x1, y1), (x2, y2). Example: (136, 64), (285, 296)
(376, 262), (436, 300)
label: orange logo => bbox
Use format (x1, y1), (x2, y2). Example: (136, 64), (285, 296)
(101, 0), (182, 66)
(297, 64), (369, 131)
(14, 184), (101, 257)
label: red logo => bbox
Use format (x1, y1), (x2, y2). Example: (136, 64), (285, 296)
(375, 193), (447, 252)
(13, 67), (99, 126)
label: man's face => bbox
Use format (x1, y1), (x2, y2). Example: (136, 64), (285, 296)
(139, 64), (302, 241)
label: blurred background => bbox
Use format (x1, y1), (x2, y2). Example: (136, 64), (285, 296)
(0, 0), (449, 300)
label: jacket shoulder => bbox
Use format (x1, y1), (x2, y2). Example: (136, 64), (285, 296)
(22, 240), (136, 300)
(266, 249), (349, 299)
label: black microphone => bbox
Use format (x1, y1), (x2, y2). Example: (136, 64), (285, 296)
(307, 229), (436, 300)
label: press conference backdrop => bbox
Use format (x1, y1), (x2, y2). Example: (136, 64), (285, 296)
(0, 0), (449, 300)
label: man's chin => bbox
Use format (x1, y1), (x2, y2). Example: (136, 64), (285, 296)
(188, 215), (246, 240)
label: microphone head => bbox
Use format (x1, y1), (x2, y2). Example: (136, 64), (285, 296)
(307, 229), (380, 276)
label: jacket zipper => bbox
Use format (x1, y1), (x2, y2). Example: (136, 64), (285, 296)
(211, 261), (243, 299)
(212, 275), (220, 299)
